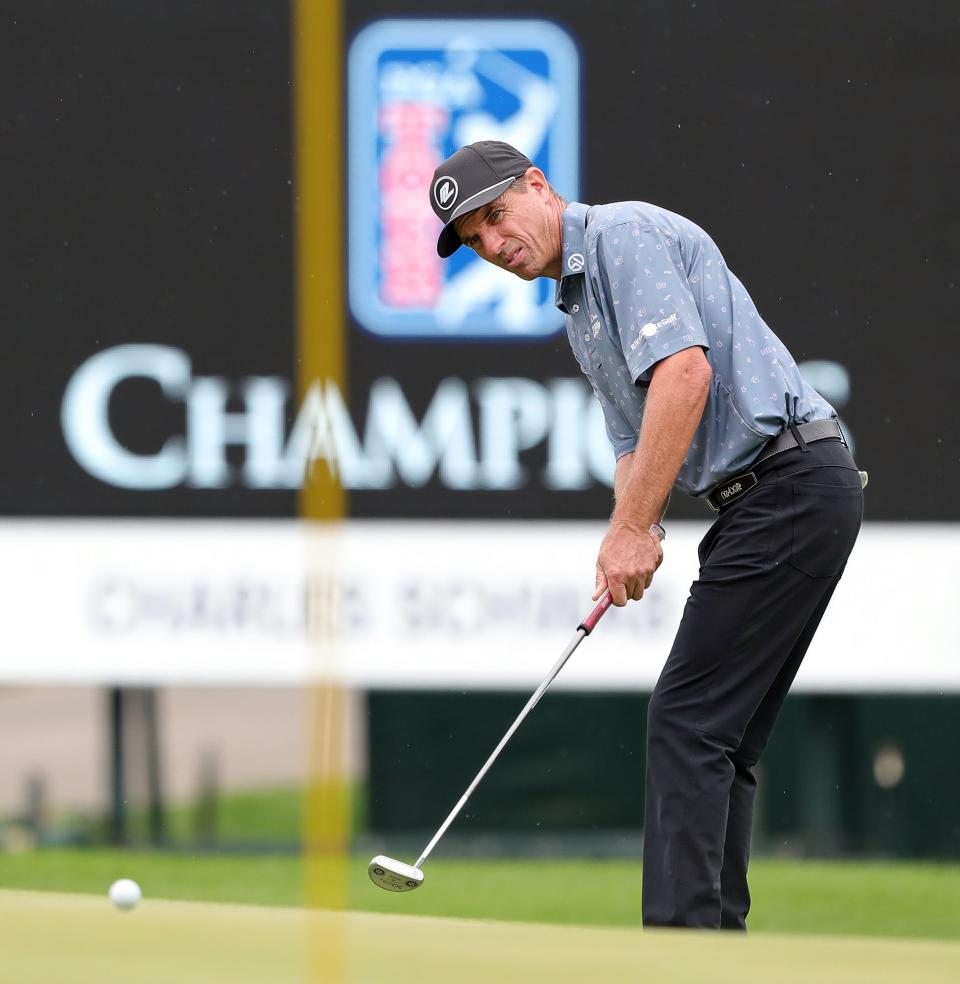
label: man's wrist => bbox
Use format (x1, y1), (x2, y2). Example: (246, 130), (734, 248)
(610, 517), (666, 543)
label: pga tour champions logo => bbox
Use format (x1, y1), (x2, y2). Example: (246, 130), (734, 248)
(348, 19), (579, 339)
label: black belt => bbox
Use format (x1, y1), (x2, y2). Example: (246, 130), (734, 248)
(704, 419), (845, 513)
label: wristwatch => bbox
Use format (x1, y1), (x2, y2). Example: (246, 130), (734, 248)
(649, 523), (666, 543)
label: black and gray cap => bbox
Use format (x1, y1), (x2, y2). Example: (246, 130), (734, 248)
(430, 141), (535, 258)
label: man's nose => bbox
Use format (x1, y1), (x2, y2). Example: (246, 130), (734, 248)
(479, 228), (505, 258)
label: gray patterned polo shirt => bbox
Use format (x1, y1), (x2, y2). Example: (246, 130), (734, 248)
(555, 201), (837, 497)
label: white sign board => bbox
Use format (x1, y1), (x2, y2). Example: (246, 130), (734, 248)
(0, 520), (956, 692)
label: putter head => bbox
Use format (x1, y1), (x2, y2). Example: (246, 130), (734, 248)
(368, 855), (424, 893)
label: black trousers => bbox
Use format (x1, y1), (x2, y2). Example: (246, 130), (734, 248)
(641, 437), (864, 929)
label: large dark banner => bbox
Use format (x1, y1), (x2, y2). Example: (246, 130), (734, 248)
(3, 1), (294, 517)
(5, 1), (957, 520)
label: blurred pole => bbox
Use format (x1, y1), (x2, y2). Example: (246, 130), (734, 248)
(108, 687), (126, 846)
(193, 747), (221, 847)
(24, 773), (46, 841)
(141, 688), (166, 846)
(108, 688), (166, 847)
(295, 0), (348, 980)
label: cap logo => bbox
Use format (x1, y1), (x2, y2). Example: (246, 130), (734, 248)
(433, 176), (459, 211)
(567, 252), (584, 273)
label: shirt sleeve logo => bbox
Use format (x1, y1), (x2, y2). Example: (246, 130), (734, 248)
(632, 313), (679, 349)
(566, 252), (584, 272)
(643, 313), (678, 336)
(433, 176), (459, 211)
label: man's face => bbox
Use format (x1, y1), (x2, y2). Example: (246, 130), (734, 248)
(454, 169), (562, 281)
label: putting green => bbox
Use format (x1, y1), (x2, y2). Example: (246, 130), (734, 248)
(1, 890), (957, 984)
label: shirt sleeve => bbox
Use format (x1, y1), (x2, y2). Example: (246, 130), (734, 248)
(596, 223), (710, 385)
(594, 383), (639, 459)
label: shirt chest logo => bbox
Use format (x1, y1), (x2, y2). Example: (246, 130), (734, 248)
(567, 252), (584, 272)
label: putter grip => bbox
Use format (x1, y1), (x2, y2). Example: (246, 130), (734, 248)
(579, 523), (665, 634)
(579, 592), (613, 635)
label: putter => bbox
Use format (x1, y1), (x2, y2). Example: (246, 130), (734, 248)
(369, 528), (664, 893)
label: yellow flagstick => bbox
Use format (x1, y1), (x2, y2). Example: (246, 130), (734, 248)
(294, 0), (346, 526)
(294, 0), (348, 980)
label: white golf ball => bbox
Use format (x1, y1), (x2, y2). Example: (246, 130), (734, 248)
(108, 878), (142, 911)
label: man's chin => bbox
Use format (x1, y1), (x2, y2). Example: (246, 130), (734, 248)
(508, 261), (539, 281)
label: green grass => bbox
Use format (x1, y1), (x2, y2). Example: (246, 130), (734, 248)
(1, 849), (959, 941)
(5, 891), (958, 984)
(32, 785), (367, 848)
(0, 850), (301, 907)
(156, 787), (305, 845)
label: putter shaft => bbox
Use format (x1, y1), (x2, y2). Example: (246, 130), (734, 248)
(414, 623), (589, 868)
(412, 526), (665, 869)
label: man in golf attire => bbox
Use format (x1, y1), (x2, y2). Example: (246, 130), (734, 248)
(429, 141), (864, 930)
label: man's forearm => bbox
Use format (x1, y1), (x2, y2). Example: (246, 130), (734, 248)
(614, 454), (669, 521)
(611, 355), (711, 532)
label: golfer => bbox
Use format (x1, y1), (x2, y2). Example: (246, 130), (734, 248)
(428, 141), (864, 929)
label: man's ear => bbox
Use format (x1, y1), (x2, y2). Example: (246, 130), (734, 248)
(524, 166), (550, 197)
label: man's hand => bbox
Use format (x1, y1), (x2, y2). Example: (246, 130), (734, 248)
(593, 523), (664, 606)
(593, 349), (708, 606)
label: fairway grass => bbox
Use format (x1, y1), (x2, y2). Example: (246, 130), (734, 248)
(1, 849), (959, 942)
(1, 890), (958, 984)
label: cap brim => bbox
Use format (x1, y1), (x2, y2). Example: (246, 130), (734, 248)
(435, 176), (517, 258)
(437, 221), (465, 259)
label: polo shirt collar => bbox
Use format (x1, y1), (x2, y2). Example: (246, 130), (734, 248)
(555, 201), (590, 307)
(560, 202), (589, 277)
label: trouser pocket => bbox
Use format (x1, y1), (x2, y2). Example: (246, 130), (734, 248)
(788, 481), (863, 578)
